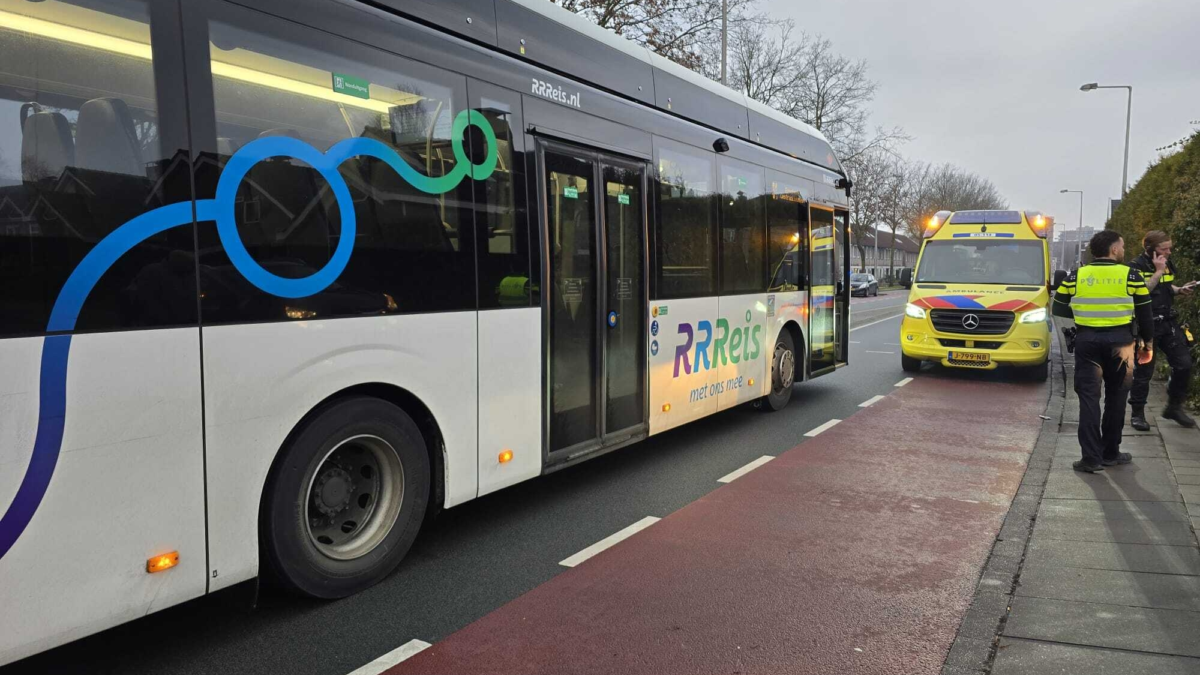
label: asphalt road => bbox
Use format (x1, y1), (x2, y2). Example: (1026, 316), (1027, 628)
(5, 297), (911, 675)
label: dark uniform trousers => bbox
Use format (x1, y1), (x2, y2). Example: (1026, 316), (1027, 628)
(1129, 322), (1193, 407)
(1074, 327), (1136, 465)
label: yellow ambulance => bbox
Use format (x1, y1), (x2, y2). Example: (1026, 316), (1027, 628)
(899, 210), (1052, 380)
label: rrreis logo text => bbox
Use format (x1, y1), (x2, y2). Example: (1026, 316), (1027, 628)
(531, 78), (581, 108)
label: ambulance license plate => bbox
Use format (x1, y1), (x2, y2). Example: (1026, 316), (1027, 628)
(949, 351), (990, 363)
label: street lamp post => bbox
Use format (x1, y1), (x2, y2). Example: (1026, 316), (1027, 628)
(1080, 82), (1133, 198)
(1060, 189), (1084, 266)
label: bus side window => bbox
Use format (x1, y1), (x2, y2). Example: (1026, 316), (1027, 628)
(469, 83), (530, 309)
(654, 139), (716, 299)
(0, 0), (194, 336)
(766, 171), (807, 292)
(194, 14), (476, 324)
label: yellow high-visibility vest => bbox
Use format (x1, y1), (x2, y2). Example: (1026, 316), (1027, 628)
(1056, 261), (1150, 328)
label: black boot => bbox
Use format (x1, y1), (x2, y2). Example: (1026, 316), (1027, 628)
(1130, 406), (1150, 431)
(1162, 397), (1197, 428)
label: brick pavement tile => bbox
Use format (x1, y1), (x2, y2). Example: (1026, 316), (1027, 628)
(1032, 517), (1198, 546)
(1004, 597), (1200, 658)
(1025, 537), (1200, 575)
(1016, 566), (1200, 612)
(1171, 459), (1200, 469)
(1180, 485), (1200, 501)
(1037, 498), (1191, 522)
(1042, 472), (1182, 501)
(1178, 474), (1200, 485)
(992, 638), (1200, 675)
(1173, 467), (1200, 476)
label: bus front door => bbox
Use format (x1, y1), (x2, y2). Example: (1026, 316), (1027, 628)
(540, 141), (648, 458)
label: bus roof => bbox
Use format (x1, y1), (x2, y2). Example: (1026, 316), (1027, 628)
(376, 0), (843, 174)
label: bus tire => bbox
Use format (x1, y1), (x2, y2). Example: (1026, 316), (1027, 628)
(260, 397), (429, 599)
(901, 354), (922, 373)
(762, 329), (796, 412)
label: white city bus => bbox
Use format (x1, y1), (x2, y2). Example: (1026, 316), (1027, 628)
(0, 0), (850, 663)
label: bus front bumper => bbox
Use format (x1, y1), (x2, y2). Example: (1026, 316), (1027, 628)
(900, 316), (1051, 370)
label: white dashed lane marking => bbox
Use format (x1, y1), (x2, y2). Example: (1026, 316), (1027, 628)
(804, 419), (842, 437)
(895, 377), (913, 387)
(858, 395), (886, 408)
(718, 455), (775, 483)
(347, 640), (432, 675)
(559, 517), (661, 568)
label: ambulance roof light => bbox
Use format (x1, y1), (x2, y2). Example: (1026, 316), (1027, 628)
(1024, 210), (1051, 238)
(924, 210), (952, 238)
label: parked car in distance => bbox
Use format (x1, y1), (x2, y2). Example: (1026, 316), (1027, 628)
(851, 273), (878, 297)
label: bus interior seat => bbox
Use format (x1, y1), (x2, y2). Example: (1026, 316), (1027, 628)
(75, 97), (144, 176)
(216, 137), (241, 157)
(244, 127), (334, 254)
(21, 109), (74, 183)
(366, 143), (454, 253)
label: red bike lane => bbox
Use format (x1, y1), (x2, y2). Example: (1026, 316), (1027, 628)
(387, 375), (1045, 675)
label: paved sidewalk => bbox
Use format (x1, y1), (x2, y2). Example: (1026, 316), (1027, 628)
(948, 337), (1200, 674)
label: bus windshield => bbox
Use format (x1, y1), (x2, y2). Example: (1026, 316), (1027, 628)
(915, 239), (1045, 285)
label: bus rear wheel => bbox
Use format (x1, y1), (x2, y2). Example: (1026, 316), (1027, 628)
(261, 397), (429, 599)
(762, 330), (796, 412)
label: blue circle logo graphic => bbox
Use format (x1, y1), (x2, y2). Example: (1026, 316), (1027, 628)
(651, 320), (659, 336)
(650, 340), (659, 356)
(608, 311), (619, 327)
(0, 111), (498, 560)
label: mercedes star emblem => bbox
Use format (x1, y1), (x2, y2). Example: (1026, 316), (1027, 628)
(962, 314), (980, 330)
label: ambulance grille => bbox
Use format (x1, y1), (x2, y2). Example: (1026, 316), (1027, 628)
(930, 309), (1014, 336)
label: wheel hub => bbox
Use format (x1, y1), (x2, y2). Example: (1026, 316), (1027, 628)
(312, 466), (354, 517)
(774, 346), (795, 392)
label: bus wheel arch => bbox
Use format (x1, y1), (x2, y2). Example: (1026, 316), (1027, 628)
(257, 384), (445, 598)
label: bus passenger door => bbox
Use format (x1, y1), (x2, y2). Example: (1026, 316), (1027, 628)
(539, 141), (648, 458)
(834, 209), (850, 366)
(807, 206), (837, 376)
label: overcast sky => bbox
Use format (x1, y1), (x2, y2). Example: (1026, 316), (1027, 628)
(766, 0), (1200, 235)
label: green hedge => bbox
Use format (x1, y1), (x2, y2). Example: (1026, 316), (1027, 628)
(1106, 132), (1200, 406)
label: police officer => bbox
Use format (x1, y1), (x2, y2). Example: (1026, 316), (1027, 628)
(1053, 230), (1155, 473)
(1128, 230), (1196, 430)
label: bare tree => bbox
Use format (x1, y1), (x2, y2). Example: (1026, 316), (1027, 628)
(716, 23), (907, 163)
(555, 0), (759, 70)
(842, 146), (893, 271)
(903, 163), (1008, 237)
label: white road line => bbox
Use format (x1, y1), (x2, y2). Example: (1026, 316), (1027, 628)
(865, 350), (894, 354)
(347, 640), (432, 675)
(894, 377), (913, 387)
(559, 516), (661, 568)
(850, 313), (904, 332)
(849, 340), (861, 344)
(858, 395), (886, 408)
(884, 343), (901, 346)
(804, 418), (842, 437)
(717, 455), (775, 483)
